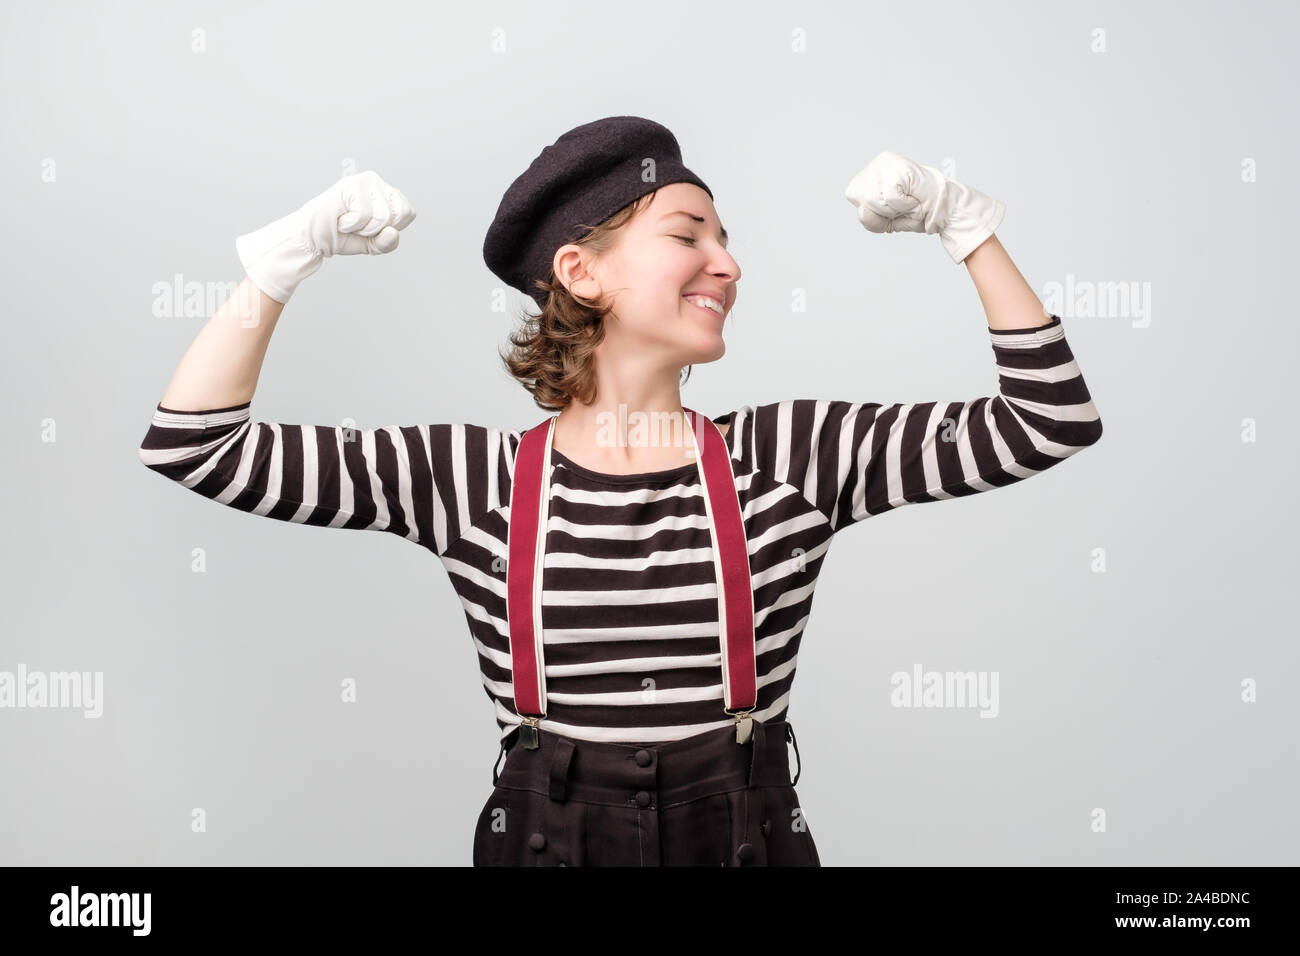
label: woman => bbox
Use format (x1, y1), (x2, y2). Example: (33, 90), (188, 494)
(138, 116), (1103, 866)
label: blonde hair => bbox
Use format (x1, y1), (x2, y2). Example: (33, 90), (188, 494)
(499, 192), (692, 411)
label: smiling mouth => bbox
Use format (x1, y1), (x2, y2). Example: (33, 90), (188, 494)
(683, 296), (725, 317)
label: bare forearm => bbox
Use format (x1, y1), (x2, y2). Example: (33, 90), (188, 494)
(963, 234), (1053, 331)
(157, 277), (285, 411)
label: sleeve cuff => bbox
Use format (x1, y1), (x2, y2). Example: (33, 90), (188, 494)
(988, 314), (1061, 335)
(156, 400), (253, 414)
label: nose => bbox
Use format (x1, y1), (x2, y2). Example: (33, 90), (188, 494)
(711, 246), (741, 286)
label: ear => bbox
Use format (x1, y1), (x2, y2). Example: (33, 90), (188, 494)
(553, 243), (602, 300)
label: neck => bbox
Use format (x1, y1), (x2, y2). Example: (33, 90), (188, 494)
(552, 355), (696, 472)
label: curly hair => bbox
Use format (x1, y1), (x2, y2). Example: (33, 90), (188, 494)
(499, 191), (693, 412)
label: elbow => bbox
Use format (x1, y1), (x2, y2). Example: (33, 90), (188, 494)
(1044, 410), (1102, 455)
(137, 442), (161, 473)
(137, 426), (174, 473)
(1090, 415), (1103, 446)
(1071, 413), (1102, 450)
(1079, 389), (1104, 447)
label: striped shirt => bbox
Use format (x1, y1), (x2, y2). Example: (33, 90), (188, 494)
(138, 314), (1102, 745)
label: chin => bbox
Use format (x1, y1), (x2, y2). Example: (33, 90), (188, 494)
(693, 337), (727, 364)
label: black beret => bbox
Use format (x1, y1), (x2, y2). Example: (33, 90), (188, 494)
(483, 115), (714, 310)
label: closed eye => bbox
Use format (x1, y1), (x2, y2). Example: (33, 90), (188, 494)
(670, 235), (697, 245)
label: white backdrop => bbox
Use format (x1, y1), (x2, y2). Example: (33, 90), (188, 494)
(2, 0), (1296, 866)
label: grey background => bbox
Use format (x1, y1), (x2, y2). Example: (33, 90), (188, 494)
(2, 0), (1296, 866)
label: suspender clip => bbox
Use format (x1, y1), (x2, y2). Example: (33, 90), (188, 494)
(518, 715), (542, 750)
(726, 707), (754, 745)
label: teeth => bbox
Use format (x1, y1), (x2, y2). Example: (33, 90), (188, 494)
(685, 295), (723, 315)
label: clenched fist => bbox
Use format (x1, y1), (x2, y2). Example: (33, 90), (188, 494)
(235, 170), (418, 304)
(843, 151), (1004, 264)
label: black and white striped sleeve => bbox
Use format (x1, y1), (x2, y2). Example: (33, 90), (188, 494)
(136, 400), (516, 557)
(748, 314), (1104, 534)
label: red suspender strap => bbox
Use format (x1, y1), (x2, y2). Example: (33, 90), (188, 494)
(506, 417), (554, 743)
(506, 410), (757, 749)
(684, 408), (757, 719)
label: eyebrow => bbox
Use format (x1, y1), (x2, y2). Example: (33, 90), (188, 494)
(658, 211), (729, 248)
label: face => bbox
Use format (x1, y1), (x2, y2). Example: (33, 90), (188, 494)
(554, 182), (742, 368)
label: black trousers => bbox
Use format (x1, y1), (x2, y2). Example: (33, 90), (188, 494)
(473, 717), (821, 867)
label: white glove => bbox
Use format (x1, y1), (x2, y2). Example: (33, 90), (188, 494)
(235, 170), (417, 303)
(844, 151), (1004, 264)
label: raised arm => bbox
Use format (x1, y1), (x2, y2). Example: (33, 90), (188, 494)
(153, 277), (285, 413)
(137, 172), (465, 549)
(747, 312), (1101, 535)
(737, 151), (1106, 534)
(150, 169), (416, 408)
